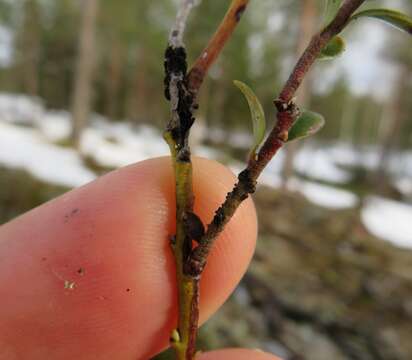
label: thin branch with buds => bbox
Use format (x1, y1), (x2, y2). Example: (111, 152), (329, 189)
(190, 0), (366, 273)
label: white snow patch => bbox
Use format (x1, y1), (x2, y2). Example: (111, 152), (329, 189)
(362, 196), (412, 249)
(258, 164), (358, 209)
(0, 122), (95, 187)
(295, 146), (352, 183)
(0, 93), (43, 124)
(396, 178), (412, 198)
(80, 122), (169, 168)
(37, 111), (71, 142)
(290, 179), (359, 209)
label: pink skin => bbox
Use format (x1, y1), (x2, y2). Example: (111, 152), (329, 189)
(0, 157), (281, 360)
(201, 348), (280, 360)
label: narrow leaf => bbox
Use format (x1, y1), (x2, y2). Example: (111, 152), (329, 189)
(234, 80), (266, 157)
(319, 36), (346, 60)
(351, 8), (412, 34)
(323, 0), (342, 26)
(288, 110), (325, 142)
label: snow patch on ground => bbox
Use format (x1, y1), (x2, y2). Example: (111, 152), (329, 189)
(38, 111), (72, 142)
(362, 196), (412, 249)
(294, 145), (352, 184)
(0, 93), (43, 124)
(80, 122), (169, 168)
(0, 93), (410, 248)
(0, 122), (95, 187)
(0, 93), (172, 186)
(290, 179), (359, 209)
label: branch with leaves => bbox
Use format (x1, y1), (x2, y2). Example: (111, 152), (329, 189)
(163, 0), (412, 359)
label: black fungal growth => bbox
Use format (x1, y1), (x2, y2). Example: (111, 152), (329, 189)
(164, 46), (187, 101)
(163, 46), (196, 150)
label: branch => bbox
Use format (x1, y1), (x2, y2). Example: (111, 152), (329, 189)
(164, 1), (249, 359)
(169, 0), (200, 48)
(164, 1), (200, 359)
(279, 0), (365, 102)
(190, 0), (366, 270)
(187, 0), (250, 94)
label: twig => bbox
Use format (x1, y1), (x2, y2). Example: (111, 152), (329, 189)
(164, 1), (199, 358)
(164, 1), (249, 359)
(279, 0), (365, 102)
(169, 0), (200, 48)
(190, 0), (366, 271)
(187, 0), (250, 94)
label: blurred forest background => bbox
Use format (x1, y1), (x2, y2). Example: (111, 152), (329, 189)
(0, 0), (412, 359)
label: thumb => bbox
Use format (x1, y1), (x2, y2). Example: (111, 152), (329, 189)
(0, 157), (257, 360)
(200, 348), (281, 360)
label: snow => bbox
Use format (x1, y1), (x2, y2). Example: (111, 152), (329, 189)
(80, 120), (169, 167)
(396, 178), (412, 199)
(362, 196), (412, 249)
(260, 159), (358, 209)
(294, 145), (352, 183)
(289, 179), (359, 209)
(0, 93), (171, 187)
(0, 93), (410, 249)
(0, 93), (43, 124)
(0, 122), (95, 187)
(38, 111), (72, 142)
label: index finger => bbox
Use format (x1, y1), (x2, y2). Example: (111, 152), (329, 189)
(0, 157), (257, 359)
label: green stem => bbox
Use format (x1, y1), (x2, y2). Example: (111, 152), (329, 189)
(165, 132), (199, 360)
(163, 1), (251, 358)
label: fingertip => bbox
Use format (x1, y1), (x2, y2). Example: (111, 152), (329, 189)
(0, 156), (257, 359)
(199, 348), (281, 360)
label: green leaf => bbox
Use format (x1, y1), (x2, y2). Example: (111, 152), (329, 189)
(318, 36), (346, 60)
(234, 80), (266, 157)
(351, 8), (412, 34)
(288, 110), (325, 142)
(323, 0), (342, 26)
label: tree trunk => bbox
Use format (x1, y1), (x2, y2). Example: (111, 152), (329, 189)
(339, 91), (357, 143)
(282, 0), (316, 186)
(377, 66), (408, 182)
(126, 48), (149, 123)
(70, 0), (99, 148)
(105, 39), (123, 120)
(21, 0), (40, 96)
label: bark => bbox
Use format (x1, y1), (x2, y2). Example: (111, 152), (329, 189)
(70, 0), (99, 148)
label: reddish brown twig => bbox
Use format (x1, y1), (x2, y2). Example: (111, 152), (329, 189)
(191, 0), (366, 270)
(279, 0), (365, 102)
(187, 0), (250, 94)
